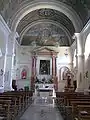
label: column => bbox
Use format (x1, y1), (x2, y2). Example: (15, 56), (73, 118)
(75, 33), (85, 92)
(0, 53), (5, 89)
(52, 54), (56, 77)
(31, 55), (36, 76)
(4, 32), (17, 91)
(52, 53), (58, 90)
(31, 54), (36, 90)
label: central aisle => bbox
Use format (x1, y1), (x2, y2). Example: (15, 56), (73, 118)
(19, 95), (63, 120)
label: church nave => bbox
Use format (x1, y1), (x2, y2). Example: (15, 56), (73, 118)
(19, 96), (63, 120)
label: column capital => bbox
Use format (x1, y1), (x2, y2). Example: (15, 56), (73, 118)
(51, 51), (58, 56)
(74, 32), (82, 37)
(32, 55), (37, 59)
(9, 32), (19, 40)
(52, 55), (56, 57)
(74, 32), (81, 36)
(52, 53), (57, 58)
(6, 54), (13, 57)
(77, 54), (85, 59)
(73, 33), (82, 41)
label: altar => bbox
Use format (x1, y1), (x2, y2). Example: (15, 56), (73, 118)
(35, 84), (55, 97)
(31, 47), (58, 92)
(35, 84), (54, 90)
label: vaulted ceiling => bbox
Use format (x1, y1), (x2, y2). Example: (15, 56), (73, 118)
(0, 0), (90, 46)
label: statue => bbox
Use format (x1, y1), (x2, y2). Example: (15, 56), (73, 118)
(67, 76), (71, 88)
(21, 69), (27, 79)
(42, 77), (46, 83)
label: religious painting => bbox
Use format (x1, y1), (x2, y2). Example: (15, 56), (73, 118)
(39, 60), (50, 75)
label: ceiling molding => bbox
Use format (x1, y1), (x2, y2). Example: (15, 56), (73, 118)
(10, 0), (83, 32)
(16, 9), (75, 35)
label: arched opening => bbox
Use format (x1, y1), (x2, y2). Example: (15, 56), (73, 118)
(11, 1), (82, 32)
(85, 33), (90, 61)
(84, 33), (90, 88)
(59, 66), (70, 81)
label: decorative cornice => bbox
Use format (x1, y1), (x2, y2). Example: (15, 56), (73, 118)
(31, 46), (58, 56)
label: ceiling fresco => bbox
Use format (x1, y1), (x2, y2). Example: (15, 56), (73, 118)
(21, 23), (71, 46)
(17, 8), (74, 46)
(17, 9), (75, 36)
(0, 0), (89, 26)
(0, 0), (90, 46)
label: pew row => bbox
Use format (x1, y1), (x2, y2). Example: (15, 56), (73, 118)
(56, 92), (90, 120)
(0, 91), (33, 120)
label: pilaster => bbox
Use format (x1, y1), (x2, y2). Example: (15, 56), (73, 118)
(75, 33), (85, 92)
(4, 32), (17, 91)
(52, 52), (58, 91)
(31, 53), (37, 90)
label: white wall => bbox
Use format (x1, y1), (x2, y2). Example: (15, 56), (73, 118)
(0, 15), (17, 91)
(15, 46), (72, 91)
(56, 47), (72, 91)
(15, 46), (32, 90)
(84, 33), (90, 89)
(0, 15), (10, 89)
(16, 46), (32, 79)
(0, 23), (6, 88)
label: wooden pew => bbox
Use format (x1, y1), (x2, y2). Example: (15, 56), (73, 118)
(77, 105), (90, 120)
(56, 92), (90, 120)
(0, 100), (11, 120)
(0, 91), (33, 120)
(0, 93), (22, 113)
(0, 96), (17, 119)
(78, 114), (90, 120)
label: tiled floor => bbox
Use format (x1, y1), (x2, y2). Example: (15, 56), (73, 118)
(19, 93), (63, 120)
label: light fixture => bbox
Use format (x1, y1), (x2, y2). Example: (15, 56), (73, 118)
(64, 49), (68, 57)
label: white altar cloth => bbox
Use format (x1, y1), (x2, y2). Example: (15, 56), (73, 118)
(35, 84), (54, 89)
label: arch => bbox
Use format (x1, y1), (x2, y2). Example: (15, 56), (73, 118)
(84, 33), (90, 78)
(11, 0), (83, 32)
(20, 19), (72, 45)
(82, 19), (90, 46)
(85, 33), (90, 61)
(59, 66), (70, 81)
(84, 33), (90, 88)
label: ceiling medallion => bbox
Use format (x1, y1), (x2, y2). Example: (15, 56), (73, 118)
(38, 8), (55, 17)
